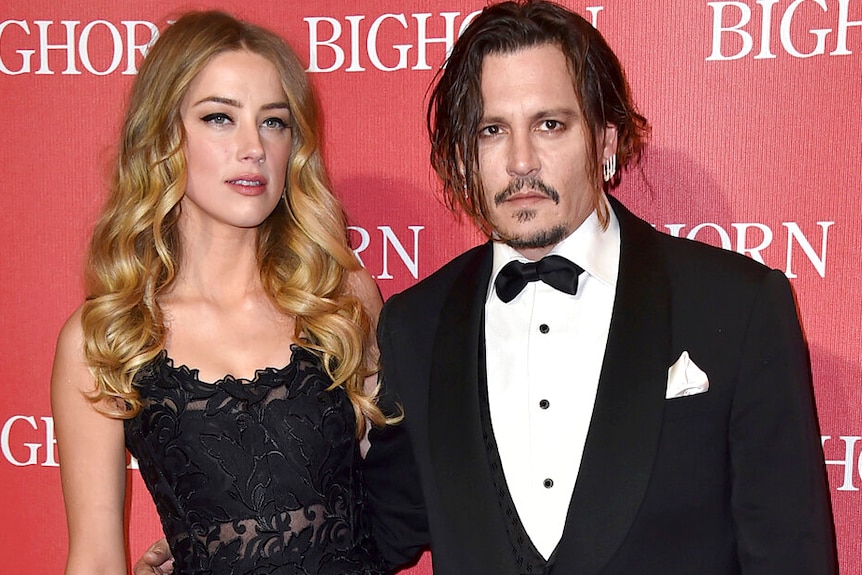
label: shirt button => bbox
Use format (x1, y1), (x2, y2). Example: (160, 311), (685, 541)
(539, 324), (550, 334)
(539, 399), (550, 409)
(543, 478), (554, 489)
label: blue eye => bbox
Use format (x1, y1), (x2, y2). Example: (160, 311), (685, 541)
(262, 117), (288, 130)
(202, 113), (231, 125)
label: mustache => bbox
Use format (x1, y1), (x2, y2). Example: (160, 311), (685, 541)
(493, 177), (560, 206)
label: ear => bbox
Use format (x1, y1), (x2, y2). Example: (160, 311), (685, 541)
(600, 123), (618, 161)
(455, 145), (466, 179)
(454, 144), (471, 200)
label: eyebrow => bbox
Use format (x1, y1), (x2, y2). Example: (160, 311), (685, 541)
(481, 107), (580, 124)
(192, 96), (291, 111)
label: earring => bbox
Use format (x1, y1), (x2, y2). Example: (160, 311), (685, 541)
(602, 154), (617, 183)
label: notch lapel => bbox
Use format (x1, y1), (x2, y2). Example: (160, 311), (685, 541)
(554, 197), (672, 574)
(428, 244), (519, 575)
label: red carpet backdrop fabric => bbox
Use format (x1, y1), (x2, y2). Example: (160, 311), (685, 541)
(1, 0), (859, 572)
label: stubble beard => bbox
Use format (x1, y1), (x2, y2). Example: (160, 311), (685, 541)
(506, 222), (569, 251)
(494, 176), (568, 251)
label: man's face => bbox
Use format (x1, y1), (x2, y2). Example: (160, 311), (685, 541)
(476, 44), (616, 259)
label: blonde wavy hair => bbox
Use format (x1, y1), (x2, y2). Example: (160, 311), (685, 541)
(81, 10), (386, 437)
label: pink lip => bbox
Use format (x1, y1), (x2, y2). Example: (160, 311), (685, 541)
(226, 174), (268, 196)
(504, 190), (549, 203)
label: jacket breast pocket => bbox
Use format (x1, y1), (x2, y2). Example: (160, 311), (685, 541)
(662, 391), (715, 421)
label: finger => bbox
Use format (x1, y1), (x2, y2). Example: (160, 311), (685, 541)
(133, 554), (174, 575)
(133, 539), (172, 574)
(148, 538), (170, 556)
(132, 557), (156, 575)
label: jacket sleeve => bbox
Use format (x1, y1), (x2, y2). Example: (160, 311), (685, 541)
(730, 269), (837, 574)
(362, 302), (430, 571)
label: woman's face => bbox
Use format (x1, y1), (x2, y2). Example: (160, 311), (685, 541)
(178, 49), (292, 233)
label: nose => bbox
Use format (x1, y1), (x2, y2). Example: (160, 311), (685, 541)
(238, 123), (265, 164)
(507, 130), (539, 177)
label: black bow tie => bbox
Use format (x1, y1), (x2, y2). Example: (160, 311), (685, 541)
(494, 255), (584, 303)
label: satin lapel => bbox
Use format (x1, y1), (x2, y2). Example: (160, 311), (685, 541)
(428, 244), (518, 575)
(554, 197), (672, 574)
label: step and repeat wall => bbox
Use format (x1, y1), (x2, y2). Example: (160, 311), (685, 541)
(1, 0), (859, 572)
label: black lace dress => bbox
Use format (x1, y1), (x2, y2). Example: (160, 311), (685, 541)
(124, 345), (387, 575)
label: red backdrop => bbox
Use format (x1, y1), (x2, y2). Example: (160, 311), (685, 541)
(1, 0), (859, 572)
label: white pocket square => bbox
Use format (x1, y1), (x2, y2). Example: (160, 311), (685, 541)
(666, 351), (709, 399)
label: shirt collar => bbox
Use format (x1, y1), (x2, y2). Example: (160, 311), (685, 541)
(487, 195), (621, 301)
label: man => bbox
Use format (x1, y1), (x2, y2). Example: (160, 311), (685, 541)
(362, 1), (836, 574)
(136, 2), (835, 574)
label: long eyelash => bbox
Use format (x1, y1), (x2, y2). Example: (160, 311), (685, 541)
(201, 113), (230, 123)
(263, 117), (290, 130)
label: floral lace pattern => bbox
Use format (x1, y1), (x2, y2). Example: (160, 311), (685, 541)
(125, 345), (385, 574)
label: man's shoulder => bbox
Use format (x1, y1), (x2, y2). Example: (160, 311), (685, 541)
(391, 243), (489, 303)
(613, 196), (779, 286)
(657, 227), (778, 286)
(380, 243), (488, 337)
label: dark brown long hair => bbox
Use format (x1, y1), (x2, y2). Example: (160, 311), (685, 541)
(428, 0), (650, 232)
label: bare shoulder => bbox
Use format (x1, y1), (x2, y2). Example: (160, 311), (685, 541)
(345, 267), (383, 320)
(56, 305), (84, 352)
(51, 304), (91, 395)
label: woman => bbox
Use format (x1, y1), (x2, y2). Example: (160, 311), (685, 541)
(51, 11), (390, 574)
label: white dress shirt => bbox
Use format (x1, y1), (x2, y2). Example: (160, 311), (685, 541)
(484, 203), (620, 559)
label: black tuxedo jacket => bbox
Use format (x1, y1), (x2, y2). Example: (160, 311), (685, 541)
(363, 197), (836, 575)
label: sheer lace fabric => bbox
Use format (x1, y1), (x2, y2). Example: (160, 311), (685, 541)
(125, 345), (385, 574)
